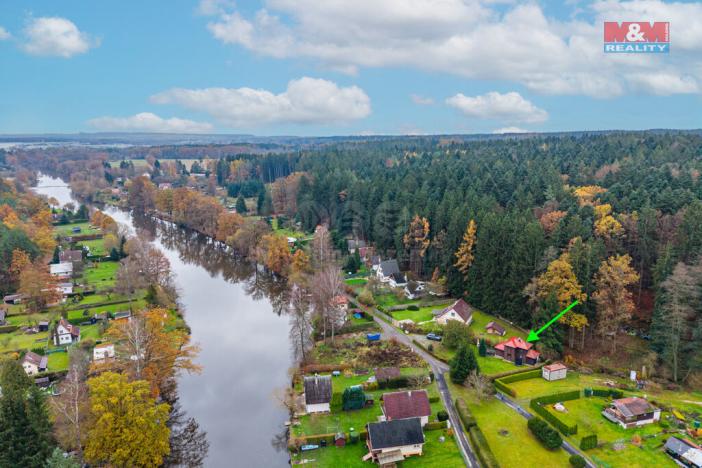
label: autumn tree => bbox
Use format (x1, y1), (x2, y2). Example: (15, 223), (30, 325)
(311, 266), (344, 343)
(215, 212), (244, 243)
(290, 249), (312, 285)
(84, 372), (170, 468)
(593, 254), (639, 353)
(454, 219), (477, 279)
(19, 262), (62, 313)
(261, 233), (292, 275)
(403, 215), (430, 277)
(127, 175), (156, 213)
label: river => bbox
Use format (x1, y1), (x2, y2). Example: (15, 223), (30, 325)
(33, 174), (292, 467)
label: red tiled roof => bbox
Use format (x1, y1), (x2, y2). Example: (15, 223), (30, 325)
(495, 336), (533, 351)
(544, 363), (566, 372)
(526, 349), (540, 359)
(333, 295), (349, 305)
(382, 390), (431, 421)
(437, 299), (472, 322)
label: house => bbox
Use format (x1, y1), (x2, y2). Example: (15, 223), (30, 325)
(542, 363), (568, 381)
(38, 321), (49, 332)
(0, 307), (6, 326)
(665, 436), (702, 468)
(35, 376), (51, 389)
(404, 281), (425, 300)
(377, 260), (401, 283)
(4, 293), (24, 304)
(113, 310), (131, 321)
(158, 182), (173, 190)
(59, 249), (83, 269)
(370, 256), (382, 272)
(347, 239), (366, 254)
(303, 375), (332, 413)
(335, 432), (347, 447)
(494, 336), (540, 365)
(435, 299), (473, 326)
(364, 418), (425, 465)
(375, 367), (401, 383)
(50, 262), (73, 279)
(333, 295), (349, 312)
(93, 343), (115, 361)
(485, 321), (506, 336)
(603, 397), (661, 429)
(53, 318), (80, 345)
(388, 272), (407, 288)
(381, 390), (431, 427)
(57, 282), (73, 296)
(22, 351), (48, 375)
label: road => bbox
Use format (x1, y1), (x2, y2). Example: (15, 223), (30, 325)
(353, 298), (478, 468)
(495, 393), (596, 468)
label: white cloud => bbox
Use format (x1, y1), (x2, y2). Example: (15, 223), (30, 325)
(410, 94), (434, 105)
(0, 27), (11, 40)
(150, 77), (371, 127)
(197, 0), (237, 16)
(22, 17), (97, 58)
(447, 91), (548, 123)
(492, 126), (529, 134)
(204, 1), (702, 98)
(88, 112), (214, 133)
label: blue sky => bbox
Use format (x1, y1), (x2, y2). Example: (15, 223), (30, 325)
(0, 0), (700, 136)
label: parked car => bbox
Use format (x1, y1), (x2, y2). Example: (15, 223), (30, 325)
(426, 333), (442, 342)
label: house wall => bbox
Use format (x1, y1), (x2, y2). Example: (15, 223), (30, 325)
(373, 444), (424, 458)
(22, 363), (39, 375)
(436, 311), (471, 326)
(306, 403), (330, 414)
(543, 368), (567, 381)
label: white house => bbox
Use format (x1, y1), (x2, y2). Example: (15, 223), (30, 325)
(22, 351), (48, 375)
(364, 418), (425, 465)
(435, 299), (473, 326)
(603, 397), (661, 429)
(57, 282), (73, 296)
(93, 343), (115, 361)
(377, 260), (401, 283)
(304, 375), (332, 413)
(404, 281), (425, 300)
(50, 262), (73, 279)
(542, 363), (568, 381)
(333, 295), (349, 313)
(53, 318), (80, 345)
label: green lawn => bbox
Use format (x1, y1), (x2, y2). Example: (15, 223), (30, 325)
(47, 350), (69, 371)
(391, 304), (446, 323)
(79, 324), (102, 342)
(449, 382), (572, 468)
(469, 309), (526, 343)
(79, 238), (106, 256)
(375, 292), (418, 308)
(345, 278), (368, 287)
(81, 261), (119, 291)
(0, 331), (49, 353)
(54, 221), (101, 236)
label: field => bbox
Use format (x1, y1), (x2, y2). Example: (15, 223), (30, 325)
(469, 309), (526, 342)
(391, 304), (448, 323)
(79, 238), (107, 256)
(81, 262), (120, 291)
(416, 337), (520, 376)
(54, 221), (101, 236)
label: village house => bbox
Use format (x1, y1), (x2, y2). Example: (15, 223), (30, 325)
(494, 336), (540, 365)
(22, 351), (48, 375)
(485, 321), (506, 336)
(53, 318), (80, 345)
(59, 249), (83, 270)
(370, 255), (382, 272)
(542, 362), (568, 381)
(364, 417), (425, 465)
(376, 259), (401, 283)
(113, 310), (132, 321)
(435, 299), (473, 326)
(333, 295), (349, 313)
(50, 261), (73, 280)
(303, 375), (332, 413)
(603, 397), (661, 429)
(57, 282), (73, 296)
(347, 239), (366, 254)
(381, 390), (432, 427)
(158, 182), (173, 190)
(93, 343), (115, 361)
(404, 281), (425, 300)
(3, 293), (24, 304)
(665, 436), (702, 467)
(38, 321), (49, 332)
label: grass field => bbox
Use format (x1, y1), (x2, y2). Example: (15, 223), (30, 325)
(81, 261), (119, 291)
(79, 238), (106, 256)
(391, 304), (445, 323)
(469, 309), (526, 343)
(418, 339), (520, 376)
(0, 331), (49, 353)
(375, 292), (418, 308)
(345, 278), (368, 287)
(47, 350), (69, 371)
(54, 221), (101, 236)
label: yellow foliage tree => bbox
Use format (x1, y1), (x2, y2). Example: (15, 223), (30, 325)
(404, 215), (431, 276)
(216, 212), (244, 243)
(84, 372), (170, 468)
(536, 253), (587, 308)
(454, 219), (477, 279)
(262, 233), (292, 275)
(573, 185), (606, 206)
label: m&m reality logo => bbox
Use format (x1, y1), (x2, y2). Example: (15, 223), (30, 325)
(604, 22), (669, 53)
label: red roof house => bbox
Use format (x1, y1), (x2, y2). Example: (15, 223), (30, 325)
(382, 390), (431, 426)
(494, 336), (540, 365)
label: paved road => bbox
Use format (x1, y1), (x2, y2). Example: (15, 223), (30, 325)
(352, 298), (477, 468)
(495, 393), (596, 468)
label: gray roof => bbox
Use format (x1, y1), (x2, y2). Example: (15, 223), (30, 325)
(379, 260), (400, 277)
(666, 437), (693, 457)
(59, 250), (83, 263)
(367, 417), (424, 450)
(612, 397), (656, 418)
(304, 375), (332, 405)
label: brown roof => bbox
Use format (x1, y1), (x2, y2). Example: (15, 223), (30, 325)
(304, 375), (332, 405)
(59, 250), (83, 263)
(23, 351), (48, 369)
(526, 349), (540, 360)
(438, 299), (472, 322)
(58, 318), (80, 338)
(375, 367), (401, 382)
(485, 321), (506, 334)
(382, 390), (431, 420)
(544, 363), (567, 372)
(612, 397), (657, 418)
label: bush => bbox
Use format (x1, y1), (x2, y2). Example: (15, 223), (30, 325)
(570, 455), (586, 468)
(437, 410), (449, 422)
(494, 379), (516, 397)
(580, 434), (597, 450)
(377, 376), (409, 389)
(443, 320), (471, 349)
(331, 392), (343, 410)
(455, 398), (476, 428)
(498, 368), (543, 384)
(357, 288), (375, 306)
(428, 396), (440, 403)
(425, 420), (448, 430)
(0, 325), (19, 334)
(428, 343), (434, 352)
(407, 304), (419, 311)
(528, 417), (563, 449)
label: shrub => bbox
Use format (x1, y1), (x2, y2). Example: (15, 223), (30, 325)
(437, 410), (449, 422)
(468, 425), (500, 468)
(455, 398), (476, 428)
(528, 417), (563, 449)
(498, 368), (543, 384)
(569, 455), (586, 468)
(428, 343), (434, 352)
(529, 391), (580, 435)
(0, 325), (19, 334)
(494, 379), (516, 397)
(443, 320), (471, 349)
(591, 388), (623, 399)
(580, 434), (597, 450)
(357, 288), (375, 306)
(377, 376), (409, 389)
(425, 421), (448, 430)
(428, 396), (440, 403)
(407, 304), (419, 311)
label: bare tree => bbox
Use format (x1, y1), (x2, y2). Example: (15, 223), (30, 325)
(288, 284), (313, 363)
(311, 266), (344, 344)
(52, 348), (90, 455)
(466, 371), (493, 401)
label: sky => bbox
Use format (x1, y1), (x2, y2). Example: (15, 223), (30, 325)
(0, 0), (701, 136)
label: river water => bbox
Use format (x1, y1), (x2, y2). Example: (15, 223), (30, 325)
(33, 175), (292, 467)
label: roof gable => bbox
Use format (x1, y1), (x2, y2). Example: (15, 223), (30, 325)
(379, 260), (400, 276)
(368, 418), (424, 449)
(437, 299), (472, 322)
(382, 390), (431, 420)
(304, 375), (332, 405)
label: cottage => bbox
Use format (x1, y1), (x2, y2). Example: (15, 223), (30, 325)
(304, 375), (332, 413)
(158, 182), (173, 190)
(50, 262), (73, 279)
(603, 397), (661, 429)
(404, 281), (425, 300)
(370, 256), (382, 272)
(485, 321), (506, 336)
(4, 293), (24, 304)
(382, 390), (431, 426)
(494, 336), (540, 365)
(542, 363), (567, 381)
(57, 282), (73, 296)
(113, 310), (131, 321)
(53, 318), (80, 345)
(665, 436), (702, 468)
(375, 367), (401, 383)
(364, 418), (425, 464)
(59, 249), (83, 270)
(388, 272), (407, 288)
(38, 321), (49, 332)
(435, 299), (473, 326)
(377, 260), (401, 283)
(22, 351), (48, 375)
(347, 239), (366, 254)
(93, 343), (115, 361)
(333, 295), (349, 312)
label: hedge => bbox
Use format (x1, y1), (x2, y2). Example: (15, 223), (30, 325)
(570, 454), (586, 468)
(488, 363), (547, 382)
(499, 368), (542, 384)
(437, 410), (449, 422)
(425, 420), (448, 431)
(455, 397), (477, 428)
(528, 417), (563, 449)
(428, 396), (440, 403)
(377, 376), (409, 389)
(468, 425), (501, 468)
(591, 388), (623, 399)
(529, 391), (581, 436)
(300, 364), (349, 374)
(0, 325), (19, 334)
(331, 392), (343, 411)
(580, 434), (597, 450)
(494, 379), (516, 397)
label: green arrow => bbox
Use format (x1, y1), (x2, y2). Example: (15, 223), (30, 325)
(527, 300), (580, 342)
